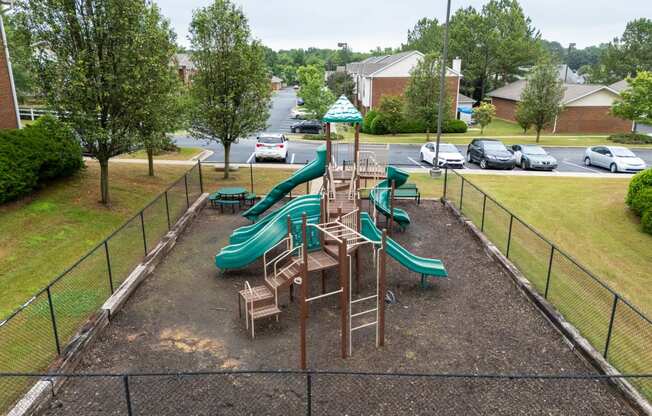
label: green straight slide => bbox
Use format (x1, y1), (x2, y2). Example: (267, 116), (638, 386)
(242, 145), (327, 221)
(229, 194), (320, 244)
(369, 166), (411, 229)
(360, 212), (447, 285)
(216, 196), (321, 270)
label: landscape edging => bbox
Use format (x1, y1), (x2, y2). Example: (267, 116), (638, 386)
(441, 198), (652, 416)
(7, 193), (209, 416)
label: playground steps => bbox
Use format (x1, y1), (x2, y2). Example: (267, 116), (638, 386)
(293, 249), (340, 273)
(249, 304), (282, 320)
(322, 241), (358, 258)
(328, 198), (356, 217)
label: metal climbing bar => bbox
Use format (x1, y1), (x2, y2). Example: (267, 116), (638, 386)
(351, 321), (378, 332)
(306, 288), (343, 303)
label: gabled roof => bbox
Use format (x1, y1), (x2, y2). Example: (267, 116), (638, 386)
(347, 51), (418, 77)
(609, 79), (629, 93)
(457, 93), (474, 104)
(322, 95), (363, 124)
(487, 80), (621, 104)
(271, 76), (283, 83)
(175, 53), (195, 70)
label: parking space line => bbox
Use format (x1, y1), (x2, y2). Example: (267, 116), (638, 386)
(290, 153), (295, 164)
(407, 157), (429, 171)
(246, 152), (255, 164)
(562, 160), (601, 173)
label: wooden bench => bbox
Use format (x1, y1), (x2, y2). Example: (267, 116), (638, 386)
(394, 183), (421, 205)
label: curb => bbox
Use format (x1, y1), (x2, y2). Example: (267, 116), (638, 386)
(440, 198), (652, 416)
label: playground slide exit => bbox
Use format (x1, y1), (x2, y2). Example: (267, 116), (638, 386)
(241, 144), (327, 221)
(360, 212), (447, 278)
(369, 166), (411, 229)
(216, 197), (321, 270)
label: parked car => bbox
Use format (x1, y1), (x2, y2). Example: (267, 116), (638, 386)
(466, 139), (516, 169)
(511, 144), (558, 171)
(290, 107), (309, 119)
(584, 146), (648, 173)
(255, 134), (289, 162)
(419, 142), (465, 168)
(291, 119), (322, 134)
(296, 97), (305, 106)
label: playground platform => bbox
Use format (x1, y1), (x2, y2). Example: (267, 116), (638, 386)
(37, 200), (637, 415)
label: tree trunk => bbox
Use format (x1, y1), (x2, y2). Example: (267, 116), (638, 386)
(536, 127), (541, 143)
(147, 147), (155, 177)
(99, 158), (110, 205)
(425, 126), (430, 141)
(223, 142), (231, 179)
(481, 125), (485, 134)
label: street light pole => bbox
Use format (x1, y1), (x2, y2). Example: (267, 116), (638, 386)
(564, 43), (576, 83)
(338, 42), (349, 100)
(432, 0), (452, 177)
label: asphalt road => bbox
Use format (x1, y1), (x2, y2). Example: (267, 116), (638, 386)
(175, 87), (652, 174)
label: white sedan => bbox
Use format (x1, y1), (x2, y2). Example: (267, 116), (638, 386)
(420, 142), (465, 168)
(584, 146), (647, 173)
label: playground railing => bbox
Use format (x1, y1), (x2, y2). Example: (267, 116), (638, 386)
(0, 163), (204, 412)
(2, 370), (650, 415)
(442, 168), (652, 401)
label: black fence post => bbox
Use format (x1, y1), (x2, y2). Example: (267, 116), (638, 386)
(481, 194), (487, 232)
(164, 191), (171, 230)
(198, 161), (204, 193)
(604, 294), (619, 359)
(442, 167), (448, 202)
(544, 246), (555, 299)
(140, 211), (147, 256)
(506, 214), (514, 258)
(459, 177), (465, 211)
(46, 286), (61, 355)
(306, 372), (312, 416)
(104, 241), (114, 294)
(123, 375), (134, 416)
(184, 175), (190, 209)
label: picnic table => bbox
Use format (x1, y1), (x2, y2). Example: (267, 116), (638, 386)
(209, 187), (258, 213)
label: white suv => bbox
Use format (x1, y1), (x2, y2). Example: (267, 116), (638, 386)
(584, 146), (647, 173)
(255, 134), (289, 163)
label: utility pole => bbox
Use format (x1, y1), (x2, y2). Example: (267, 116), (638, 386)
(564, 43), (576, 83)
(0, 1), (21, 129)
(431, 0), (452, 177)
(338, 42), (349, 100)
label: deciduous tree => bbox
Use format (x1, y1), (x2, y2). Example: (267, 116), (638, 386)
(297, 64), (335, 120)
(189, 0), (271, 179)
(611, 71), (652, 126)
(377, 95), (404, 136)
(472, 102), (496, 134)
(404, 53), (448, 140)
(518, 60), (565, 143)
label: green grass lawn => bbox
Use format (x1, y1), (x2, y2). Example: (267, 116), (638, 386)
(336, 119), (651, 148)
(116, 147), (204, 161)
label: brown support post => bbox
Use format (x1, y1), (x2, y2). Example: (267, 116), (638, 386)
(354, 123), (360, 190)
(300, 213), (309, 369)
(339, 237), (349, 358)
(355, 251), (360, 295)
(325, 123), (332, 167)
(378, 230), (387, 347)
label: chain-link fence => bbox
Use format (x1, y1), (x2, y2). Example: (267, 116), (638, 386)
(0, 163), (204, 413)
(443, 169), (652, 401)
(2, 371), (649, 415)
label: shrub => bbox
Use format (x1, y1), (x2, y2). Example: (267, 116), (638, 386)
(362, 110), (379, 133)
(630, 188), (652, 215)
(642, 210), (652, 234)
(626, 168), (652, 212)
(397, 118), (427, 134)
(443, 119), (468, 133)
(300, 133), (343, 141)
(0, 116), (83, 204)
(608, 133), (652, 145)
(370, 115), (388, 135)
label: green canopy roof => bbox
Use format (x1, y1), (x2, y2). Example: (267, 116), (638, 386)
(322, 95), (363, 124)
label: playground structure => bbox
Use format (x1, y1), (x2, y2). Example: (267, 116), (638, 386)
(215, 96), (447, 369)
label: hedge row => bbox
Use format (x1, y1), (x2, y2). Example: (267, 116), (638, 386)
(626, 168), (652, 234)
(608, 133), (652, 145)
(0, 116), (83, 204)
(362, 111), (467, 135)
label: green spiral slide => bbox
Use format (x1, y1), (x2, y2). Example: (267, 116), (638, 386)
(215, 196), (321, 270)
(241, 145), (327, 222)
(369, 166), (411, 229)
(360, 212), (447, 286)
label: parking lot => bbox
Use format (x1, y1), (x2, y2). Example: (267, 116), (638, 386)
(174, 87), (652, 175)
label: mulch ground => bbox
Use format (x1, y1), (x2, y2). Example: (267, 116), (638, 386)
(40, 199), (637, 415)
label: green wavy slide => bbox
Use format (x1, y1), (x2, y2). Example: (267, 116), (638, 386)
(242, 144), (327, 221)
(229, 194), (320, 244)
(369, 166), (411, 229)
(216, 196), (321, 270)
(360, 212), (447, 280)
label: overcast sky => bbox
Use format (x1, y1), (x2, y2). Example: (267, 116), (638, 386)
(159, 0), (650, 51)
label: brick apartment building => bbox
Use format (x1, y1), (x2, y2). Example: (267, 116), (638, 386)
(346, 51), (463, 117)
(0, 19), (20, 130)
(487, 79), (632, 134)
